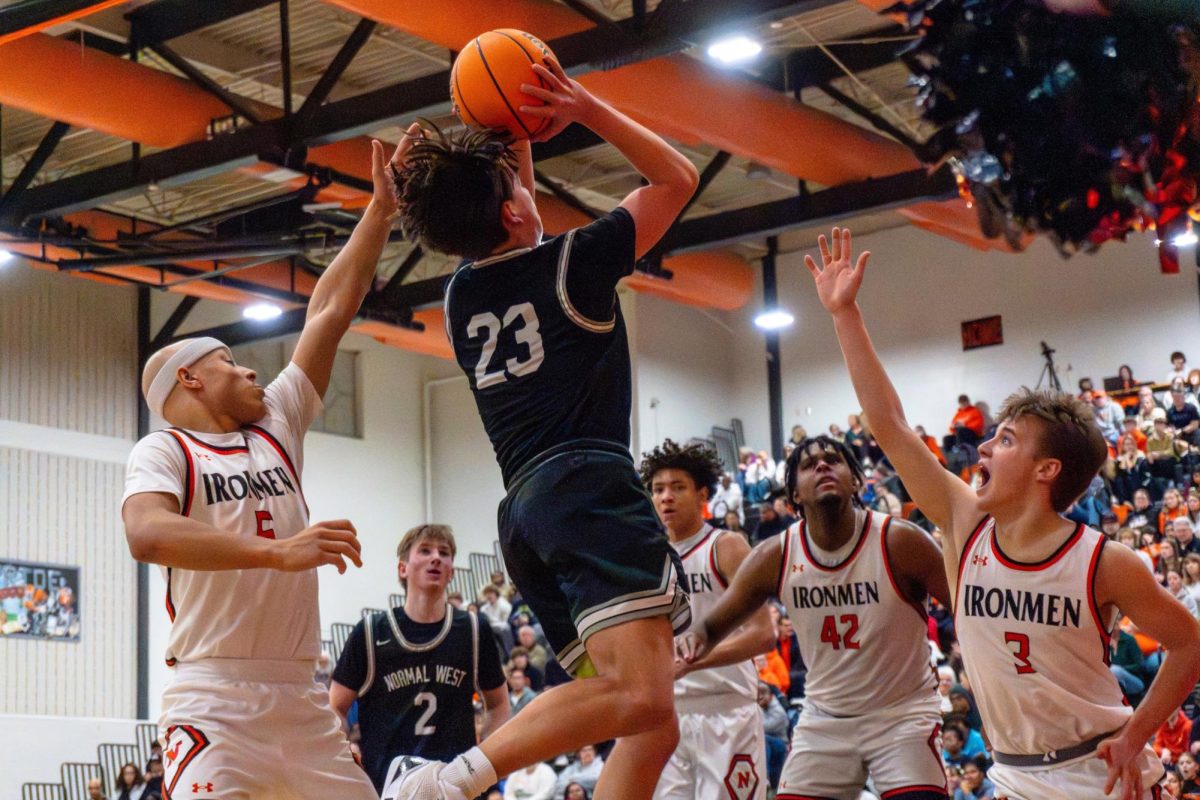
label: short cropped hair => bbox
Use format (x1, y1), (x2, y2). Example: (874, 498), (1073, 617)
(639, 439), (723, 497)
(393, 124), (517, 259)
(783, 436), (866, 515)
(995, 388), (1107, 513)
(397, 524), (457, 562)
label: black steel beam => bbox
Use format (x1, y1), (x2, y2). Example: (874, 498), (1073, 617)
(662, 166), (957, 253)
(816, 82), (918, 152)
(378, 245), (424, 297)
(147, 42), (263, 124)
(3, 0), (824, 226)
(530, 125), (604, 162)
(295, 19), (376, 121)
(279, 0), (293, 118)
(58, 243), (305, 271)
(0, 0), (113, 37)
(680, 150), (732, 217)
(759, 26), (909, 93)
(534, 170), (601, 220)
(0, 120), (69, 209)
(762, 236), (785, 462)
(149, 294), (201, 351)
(126, 0), (277, 43)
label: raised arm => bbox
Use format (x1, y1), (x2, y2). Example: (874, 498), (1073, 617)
(681, 535), (784, 665)
(520, 60), (699, 259)
(677, 533), (776, 677)
(805, 229), (978, 567)
(292, 127), (420, 395)
(123, 492), (362, 573)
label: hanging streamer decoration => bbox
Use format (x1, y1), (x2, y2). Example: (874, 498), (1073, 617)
(890, 0), (1200, 271)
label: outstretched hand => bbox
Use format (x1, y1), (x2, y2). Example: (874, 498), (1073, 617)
(1096, 730), (1144, 800)
(804, 227), (870, 314)
(370, 122), (424, 217)
(518, 57), (598, 143)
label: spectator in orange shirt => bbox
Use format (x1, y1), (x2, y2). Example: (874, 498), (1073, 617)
(915, 425), (948, 466)
(1155, 707), (1193, 765)
(1118, 416), (1148, 454)
(949, 395), (985, 446)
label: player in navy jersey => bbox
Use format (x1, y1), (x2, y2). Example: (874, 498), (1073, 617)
(330, 525), (508, 792)
(805, 227), (1200, 800)
(385, 57), (699, 800)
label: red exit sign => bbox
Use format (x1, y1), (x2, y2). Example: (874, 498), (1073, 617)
(962, 315), (1003, 351)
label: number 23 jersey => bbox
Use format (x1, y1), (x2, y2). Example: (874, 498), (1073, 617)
(444, 209), (637, 488)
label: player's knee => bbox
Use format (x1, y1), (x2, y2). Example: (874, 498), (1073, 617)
(620, 688), (676, 735)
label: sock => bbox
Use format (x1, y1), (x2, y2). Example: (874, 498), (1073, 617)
(439, 747), (497, 799)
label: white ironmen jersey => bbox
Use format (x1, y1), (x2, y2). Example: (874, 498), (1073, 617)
(672, 524), (757, 703)
(778, 510), (936, 717)
(955, 517), (1130, 755)
(122, 363), (324, 665)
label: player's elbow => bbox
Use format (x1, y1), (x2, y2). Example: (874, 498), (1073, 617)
(755, 625), (778, 657)
(125, 528), (160, 564)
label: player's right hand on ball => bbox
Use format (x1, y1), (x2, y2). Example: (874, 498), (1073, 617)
(272, 520), (363, 573)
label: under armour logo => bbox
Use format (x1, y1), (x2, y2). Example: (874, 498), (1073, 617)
(972, 555), (989, 566)
(192, 783), (213, 793)
(194, 452), (212, 462)
(791, 564), (805, 573)
(1043, 751), (1057, 763)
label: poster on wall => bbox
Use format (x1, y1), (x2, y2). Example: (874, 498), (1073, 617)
(0, 559), (80, 641)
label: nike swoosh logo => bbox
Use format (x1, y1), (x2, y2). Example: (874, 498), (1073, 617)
(376, 638), (391, 646)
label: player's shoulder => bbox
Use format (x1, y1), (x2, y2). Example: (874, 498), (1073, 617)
(129, 428), (187, 460)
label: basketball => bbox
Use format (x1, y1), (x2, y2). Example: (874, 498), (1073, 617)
(450, 29), (556, 140)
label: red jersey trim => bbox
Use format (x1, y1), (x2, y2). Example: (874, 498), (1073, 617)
(163, 430), (195, 517)
(163, 724), (211, 800)
(164, 566), (176, 623)
(799, 510), (872, 572)
(172, 428), (248, 455)
(880, 786), (949, 799)
(776, 529), (792, 601)
(953, 515), (992, 618)
(879, 515), (929, 622)
(989, 521), (1085, 571)
(1086, 535), (1113, 666)
(679, 528), (714, 562)
(245, 424), (308, 516)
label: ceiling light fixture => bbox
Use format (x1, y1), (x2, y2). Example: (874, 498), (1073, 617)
(0, 249), (13, 266)
(707, 35), (762, 64)
(243, 303), (283, 321)
(754, 308), (794, 330)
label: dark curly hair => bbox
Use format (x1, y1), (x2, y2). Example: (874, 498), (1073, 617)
(639, 439), (723, 497)
(392, 122), (518, 259)
(783, 435), (866, 514)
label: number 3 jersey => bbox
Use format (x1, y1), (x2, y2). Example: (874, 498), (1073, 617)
(331, 606), (507, 791)
(444, 208), (637, 488)
(955, 517), (1130, 755)
(778, 511), (936, 717)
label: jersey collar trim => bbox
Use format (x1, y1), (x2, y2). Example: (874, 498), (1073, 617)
(386, 604), (455, 652)
(471, 247), (533, 268)
(799, 509), (872, 572)
(675, 523), (714, 560)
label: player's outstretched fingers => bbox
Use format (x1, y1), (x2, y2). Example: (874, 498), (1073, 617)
(531, 62), (568, 92)
(320, 537), (363, 569)
(817, 233), (831, 265)
(803, 254), (821, 278)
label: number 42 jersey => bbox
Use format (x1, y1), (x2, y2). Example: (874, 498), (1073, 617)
(444, 209), (637, 488)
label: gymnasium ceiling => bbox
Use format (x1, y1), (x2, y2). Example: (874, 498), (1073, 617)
(0, 0), (1003, 354)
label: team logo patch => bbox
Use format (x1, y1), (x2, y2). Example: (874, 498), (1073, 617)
(972, 554), (989, 566)
(723, 754), (759, 800)
(162, 724), (212, 800)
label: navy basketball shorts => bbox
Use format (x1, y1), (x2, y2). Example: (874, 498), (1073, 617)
(498, 440), (691, 677)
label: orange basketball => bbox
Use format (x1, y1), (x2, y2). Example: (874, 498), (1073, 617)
(450, 29), (556, 140)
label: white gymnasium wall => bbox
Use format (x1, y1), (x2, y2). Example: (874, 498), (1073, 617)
(0, 714), (144, 799)
(0, 264), (138, 721)
(727, 227), (1200, 451)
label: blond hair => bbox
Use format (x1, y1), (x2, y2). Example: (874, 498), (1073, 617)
(995, 388), (1107, 512)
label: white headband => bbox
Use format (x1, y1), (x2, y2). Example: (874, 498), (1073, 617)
(146, 337), (231, 419)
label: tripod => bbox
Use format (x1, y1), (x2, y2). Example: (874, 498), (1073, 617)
(1036, 341), (1063, 392)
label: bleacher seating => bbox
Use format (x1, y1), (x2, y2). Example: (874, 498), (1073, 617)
(22, 785), (64, 800)
(449, 567), (476, 601)
(330, 621), (355, 662)
(98, 743), (139, 795)
(60, 763), (102, 800)
(388, 591), (405, 608)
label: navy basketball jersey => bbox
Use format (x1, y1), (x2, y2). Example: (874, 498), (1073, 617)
(332, 607), (505, 791)
(444, 208), (637, 486)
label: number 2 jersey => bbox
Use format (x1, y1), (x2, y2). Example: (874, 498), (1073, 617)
(955, 517), (1130, 755)
(331, 606), (506, 791)
(444, 209), (637, 487)
(122, 363), (323, 665)
(778, 510), (936, 717)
